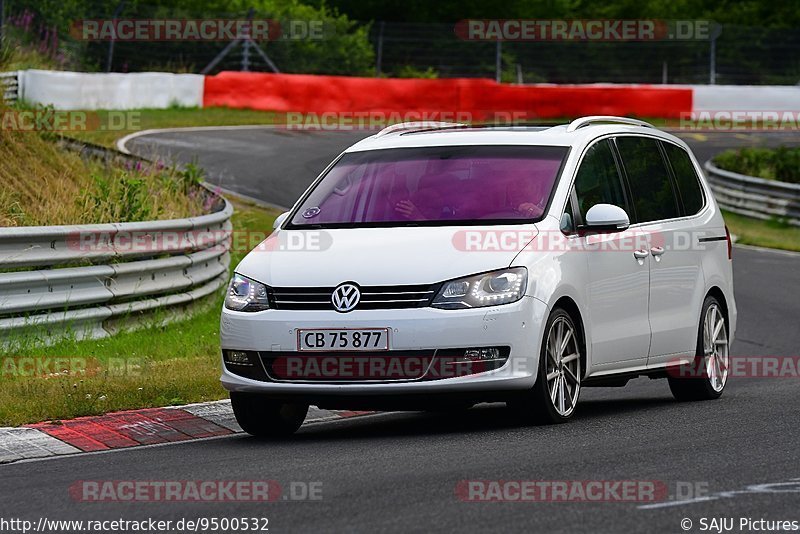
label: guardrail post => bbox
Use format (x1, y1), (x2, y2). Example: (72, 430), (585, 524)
(375, 21), (385, 77)
(106, 0), (127, 73)
(708, 24), (722, 85)
(495, 40), (502, 83)
(0, 0), (5, 45)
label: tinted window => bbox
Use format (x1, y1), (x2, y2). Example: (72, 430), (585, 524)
(573, 139), (627, 221)
(288, 146), (568, 228)
(663, 142), (705, 215)
(616, 137), (679, 223)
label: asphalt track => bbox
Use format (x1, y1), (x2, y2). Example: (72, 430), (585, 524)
(123, 127), (800, 209)
(2, 128), (799, 534)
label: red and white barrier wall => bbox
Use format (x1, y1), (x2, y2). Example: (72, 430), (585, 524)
(16, 70), (800, 118)
(19, 70), (204, 110)
(692, 85), (800, 113)
(202, 72), (693, 119)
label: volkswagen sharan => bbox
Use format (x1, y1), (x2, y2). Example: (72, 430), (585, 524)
(220, 116), (736, 436)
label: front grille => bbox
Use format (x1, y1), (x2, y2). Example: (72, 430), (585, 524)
(269, 284), (440, 311)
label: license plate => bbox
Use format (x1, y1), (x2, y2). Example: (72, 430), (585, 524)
(297, 328), (390, 352)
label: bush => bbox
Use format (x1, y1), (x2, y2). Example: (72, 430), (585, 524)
(264, 3), (374, 76)
(713, 147), (800, 184)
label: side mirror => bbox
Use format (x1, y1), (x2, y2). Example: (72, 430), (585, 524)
(273, 211), (290, 230)
(584, 204), (630, 232)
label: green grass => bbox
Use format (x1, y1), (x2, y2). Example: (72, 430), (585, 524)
(0, 199), (280, 426)
(69, 107), (282, 148)
(0, 100), (209, 227)
(723, 210), (800, 253)
(0, 40), (62, 71)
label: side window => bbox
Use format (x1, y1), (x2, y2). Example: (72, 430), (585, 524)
(572, 139), (627, 222)
(616, 136), (680, 223)
(663, 142), (705, 215)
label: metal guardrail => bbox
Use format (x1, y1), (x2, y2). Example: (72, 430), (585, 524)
(705, 161), (800, 227)
(0, 71), (19, 104)
(0, 196), (233, 342)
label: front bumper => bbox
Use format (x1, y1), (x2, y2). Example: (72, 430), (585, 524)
(220, 296), (548, 397)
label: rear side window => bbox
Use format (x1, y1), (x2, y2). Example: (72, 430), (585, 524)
(616, 137), (679, 223)
(573, 139), (627, 221)
(663, 142), (705, 215)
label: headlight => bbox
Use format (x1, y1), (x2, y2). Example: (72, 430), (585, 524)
(224, 273), (270, 312)
(432, 267), (527, 309)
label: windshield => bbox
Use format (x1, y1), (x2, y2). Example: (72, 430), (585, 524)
(288, 145), (569, 228)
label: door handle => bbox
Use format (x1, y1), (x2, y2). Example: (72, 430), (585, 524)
(651, 246), (665, 256)
(633, 249), (649, 260)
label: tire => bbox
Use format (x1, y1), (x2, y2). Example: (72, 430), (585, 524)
(508, 307), (582, 424)
(668, 296), (730, 401)
(230, 393), (308, 438)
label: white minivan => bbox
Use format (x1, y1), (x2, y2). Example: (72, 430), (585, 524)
(220, 116), (736, 436)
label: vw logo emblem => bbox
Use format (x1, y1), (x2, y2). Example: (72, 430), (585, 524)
(331, 283), (360, 313)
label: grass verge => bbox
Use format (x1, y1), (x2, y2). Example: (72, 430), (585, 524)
(68, 107), (281, 148)
(0, 198), (279, 426)
(0, 102), (208, 226)
(724, 210), (800, 253)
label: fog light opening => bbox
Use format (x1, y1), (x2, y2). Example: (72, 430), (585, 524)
(462, 347), (503, 362)
(224, 350), (254, 367)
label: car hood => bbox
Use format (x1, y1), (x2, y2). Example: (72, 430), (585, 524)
(235, 225), (539, 287)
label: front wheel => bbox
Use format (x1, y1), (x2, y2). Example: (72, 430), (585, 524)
(508, 307), (582, 424)
(230, 393), (308, 438)
(668, 296), (729, 401)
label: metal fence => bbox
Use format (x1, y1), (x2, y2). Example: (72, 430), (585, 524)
(4, 0), (800, 84)
(369, 22), (800, 84)
(0, 188), (232, 344)
(0, 71), (18, 103)
(705, 161), (800, 226)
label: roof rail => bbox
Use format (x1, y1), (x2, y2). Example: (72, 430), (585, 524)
(566, 116), (653, 133)
(374, 121), (466, 138)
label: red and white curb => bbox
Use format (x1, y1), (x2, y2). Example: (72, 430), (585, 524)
(0, 401), (370, 464)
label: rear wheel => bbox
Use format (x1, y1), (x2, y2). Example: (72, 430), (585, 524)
(508, 307), (582, 424)
(668, 296), (729, 401)
(230, 393), (308, 437)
